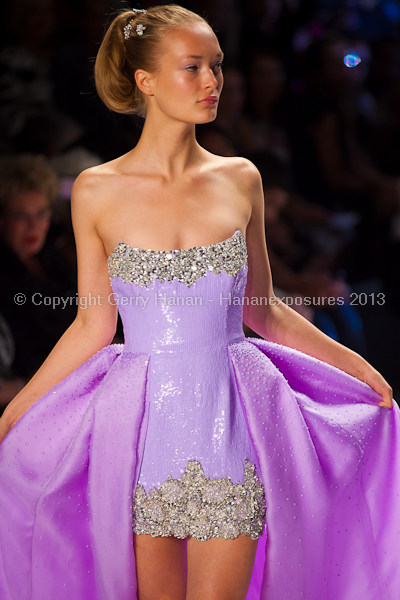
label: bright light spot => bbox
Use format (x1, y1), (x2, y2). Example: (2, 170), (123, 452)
(343, 52), (362, 68)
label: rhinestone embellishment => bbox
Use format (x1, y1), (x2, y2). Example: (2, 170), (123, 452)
(132, 459), (266, 541)
(123, 10), (147, 40)
(107, 229), (247, 288)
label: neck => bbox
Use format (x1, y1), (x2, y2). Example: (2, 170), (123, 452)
(125, 109), (205, 182)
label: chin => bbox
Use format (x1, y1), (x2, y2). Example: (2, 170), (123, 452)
(195, 112), (218, 125)
(21, 241), (43, 257)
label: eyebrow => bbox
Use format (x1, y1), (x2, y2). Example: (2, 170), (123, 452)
(183, 52), (224, 59)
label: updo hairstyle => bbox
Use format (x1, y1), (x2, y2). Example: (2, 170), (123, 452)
(95, 4), (210, 118)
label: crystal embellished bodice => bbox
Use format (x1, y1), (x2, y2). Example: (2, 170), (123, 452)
(107, 229), (248, 355)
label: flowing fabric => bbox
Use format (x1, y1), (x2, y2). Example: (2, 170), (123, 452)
(239, 339), (400, 599)
(0, 228), (399, 599)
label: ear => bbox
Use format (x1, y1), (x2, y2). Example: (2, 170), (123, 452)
(135, 69), (155, 97)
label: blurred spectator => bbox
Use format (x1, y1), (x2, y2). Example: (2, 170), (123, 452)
(0, 154), (77, 379)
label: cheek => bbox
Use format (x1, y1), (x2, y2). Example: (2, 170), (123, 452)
(155, 73), (200, 116)
(160, 70), (193, 95)
(2, 222), (25, 254)
(175, 73), (199, 98)
(7, 220), (26, 240)
(32, 219), (51, 244)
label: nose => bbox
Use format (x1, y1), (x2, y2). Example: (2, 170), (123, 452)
(203, 66), (219, 90)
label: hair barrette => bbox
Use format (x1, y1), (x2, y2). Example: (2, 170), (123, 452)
(123, 10), (147, 40)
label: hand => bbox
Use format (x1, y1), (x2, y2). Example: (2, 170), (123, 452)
(359, 365), (393, 408)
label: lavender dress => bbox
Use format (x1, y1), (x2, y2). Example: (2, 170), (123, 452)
(0, 228), (400, 600)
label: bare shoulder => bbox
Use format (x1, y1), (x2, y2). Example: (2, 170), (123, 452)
(206, 155), (263, 207)
(70, 160), (123, 228)
(207, 154), (262, 191)
(226, 156), (261, 190)
(71, 162), (116, 204)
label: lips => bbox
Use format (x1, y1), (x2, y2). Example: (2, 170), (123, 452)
(199, 96), (218, 104)
(24, 236), (40, 245)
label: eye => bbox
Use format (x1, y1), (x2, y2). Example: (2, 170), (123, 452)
(214, 61), (224, 71)
(186, 65), (198, 72)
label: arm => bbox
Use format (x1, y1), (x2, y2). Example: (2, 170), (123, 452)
(241, 161), (393, 408)
(0, 170), (119, 442)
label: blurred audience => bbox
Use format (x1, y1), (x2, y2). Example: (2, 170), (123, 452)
(291, 33), (399, 216)
(284, 32), (400, 281)
(252, 150), (368, 355)
(0, 154), (77, 381)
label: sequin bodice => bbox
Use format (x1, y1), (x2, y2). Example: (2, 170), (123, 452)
(107, 229), (247, 288)
(107, 229), (248, 354)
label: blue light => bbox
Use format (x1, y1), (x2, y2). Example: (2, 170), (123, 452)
(343, 52), (362, 68)
(382, 1), (400, 23)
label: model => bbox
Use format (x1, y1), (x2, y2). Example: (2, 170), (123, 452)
(0, 5), (399, 600)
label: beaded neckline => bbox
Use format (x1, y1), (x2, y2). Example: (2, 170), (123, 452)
(107, 228), (244, 259)
(107, 228), (247, 288)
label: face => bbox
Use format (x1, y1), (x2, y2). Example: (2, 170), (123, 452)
(142, 23), (224, 124)
(1, 190), (52, 260)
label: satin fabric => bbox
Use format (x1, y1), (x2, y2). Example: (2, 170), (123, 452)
(0, 265), (399, 599)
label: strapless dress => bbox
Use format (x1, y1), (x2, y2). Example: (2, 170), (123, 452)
(0, 228), (400, 600)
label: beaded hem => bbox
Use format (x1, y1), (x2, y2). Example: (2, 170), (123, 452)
(132, 459), (266, 541)
(107, 229), (247, 288)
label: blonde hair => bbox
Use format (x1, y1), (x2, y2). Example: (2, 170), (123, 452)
(94, 4), (210, 118)
(0, 154), (59, 214)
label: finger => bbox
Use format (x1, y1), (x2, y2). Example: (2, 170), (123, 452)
(381, 391), (393, 406)
(379, 398), (393, 408)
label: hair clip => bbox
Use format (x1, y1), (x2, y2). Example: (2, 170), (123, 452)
(123, 9), (147, 40)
